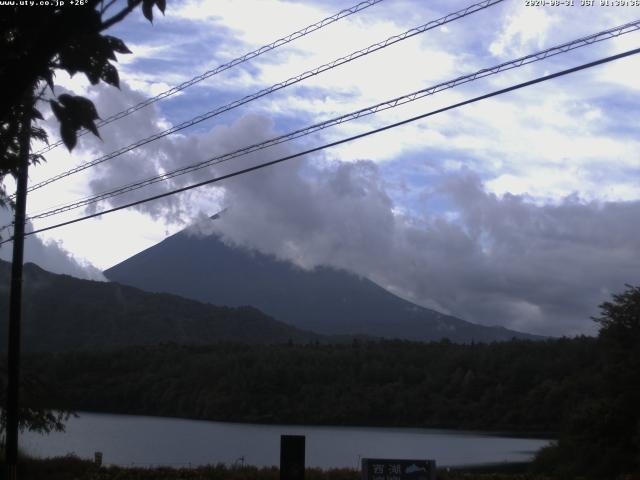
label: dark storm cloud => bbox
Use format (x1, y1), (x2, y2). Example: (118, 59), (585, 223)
(80, 84), (640, 336)
(205, 152), (640, 337)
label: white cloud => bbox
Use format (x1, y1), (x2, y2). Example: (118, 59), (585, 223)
(172, 0), (327, 44)
(0, 207), (105, 281)
(490, 7), (557, 57)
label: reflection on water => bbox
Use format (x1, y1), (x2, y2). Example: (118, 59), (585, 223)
(21, 412), (550, 468)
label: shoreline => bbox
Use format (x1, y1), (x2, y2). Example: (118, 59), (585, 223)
(62, 409), (558, 439)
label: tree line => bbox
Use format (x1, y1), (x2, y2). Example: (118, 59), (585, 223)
(22, 337), (596, 432)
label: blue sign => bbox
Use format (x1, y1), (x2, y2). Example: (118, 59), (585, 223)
(361, 459), (436, 480)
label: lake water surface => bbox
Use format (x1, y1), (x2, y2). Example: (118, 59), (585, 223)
(21, 413), (550, 469)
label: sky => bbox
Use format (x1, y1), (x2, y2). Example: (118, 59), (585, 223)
(1, 0), (640, 336)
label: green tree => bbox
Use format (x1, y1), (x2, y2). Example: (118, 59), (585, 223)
(535, 285), (640, 478)
(0, 360), (71, 439)
(593, 285), (640, 474)
(0, 0), (166, 200)
(0, 0), (167, 444)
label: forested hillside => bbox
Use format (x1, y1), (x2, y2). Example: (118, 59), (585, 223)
(0, 261), (320, 351)
(23, 338), (596, 432)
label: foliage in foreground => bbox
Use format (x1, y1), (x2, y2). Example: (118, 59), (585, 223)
(8, 456), (560, 480)
(0, 358), (72, 438)
(532, 285), (640, 478)
(16, 456), (640, 480)
(0, 0), (167, 186)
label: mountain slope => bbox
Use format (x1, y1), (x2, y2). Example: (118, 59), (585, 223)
(0, 260), (320, 352)
(105, 225), (540, 342)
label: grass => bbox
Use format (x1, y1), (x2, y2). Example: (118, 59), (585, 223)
(15, 458), (355, 480)
(8, 456), (544, 480)
(12, 456), (640, 480)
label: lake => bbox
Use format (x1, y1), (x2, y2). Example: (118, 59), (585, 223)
(21, 412), (550, 469)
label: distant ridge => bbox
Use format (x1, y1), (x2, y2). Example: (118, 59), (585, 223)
(0, 260), (321, 352)
(105, 219), (541, 343)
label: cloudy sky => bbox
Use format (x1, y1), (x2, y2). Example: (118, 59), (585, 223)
(1, 0), (639, 336)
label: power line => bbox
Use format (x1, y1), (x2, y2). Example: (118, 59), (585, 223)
(32, 0), (387, 157)
(26, 0), (502, 194)
(23, 19), (640, 222)
(4, 46), (638, 245)
(22, 0), (504, 195)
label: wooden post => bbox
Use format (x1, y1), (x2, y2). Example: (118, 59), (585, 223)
(5, 103), (31, 480)
(280, 435), (305, 480)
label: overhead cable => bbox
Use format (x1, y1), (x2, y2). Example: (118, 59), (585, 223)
(22, 0), (504, 195)
(24, 19), (640, 222)
(33, 0), (387, 156)
(3, 46), (638, 245)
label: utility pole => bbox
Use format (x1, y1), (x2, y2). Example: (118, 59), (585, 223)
(5, 101), (31, 480)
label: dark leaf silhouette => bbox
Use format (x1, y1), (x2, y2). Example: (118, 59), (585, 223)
(104, 35), (132, 54)
(142, 0), (154, 22)
(51, 95), (101, 148)
(1, 0), (162, 181)
(101, 63), (120, 88)
(60, 123), (77, 151)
